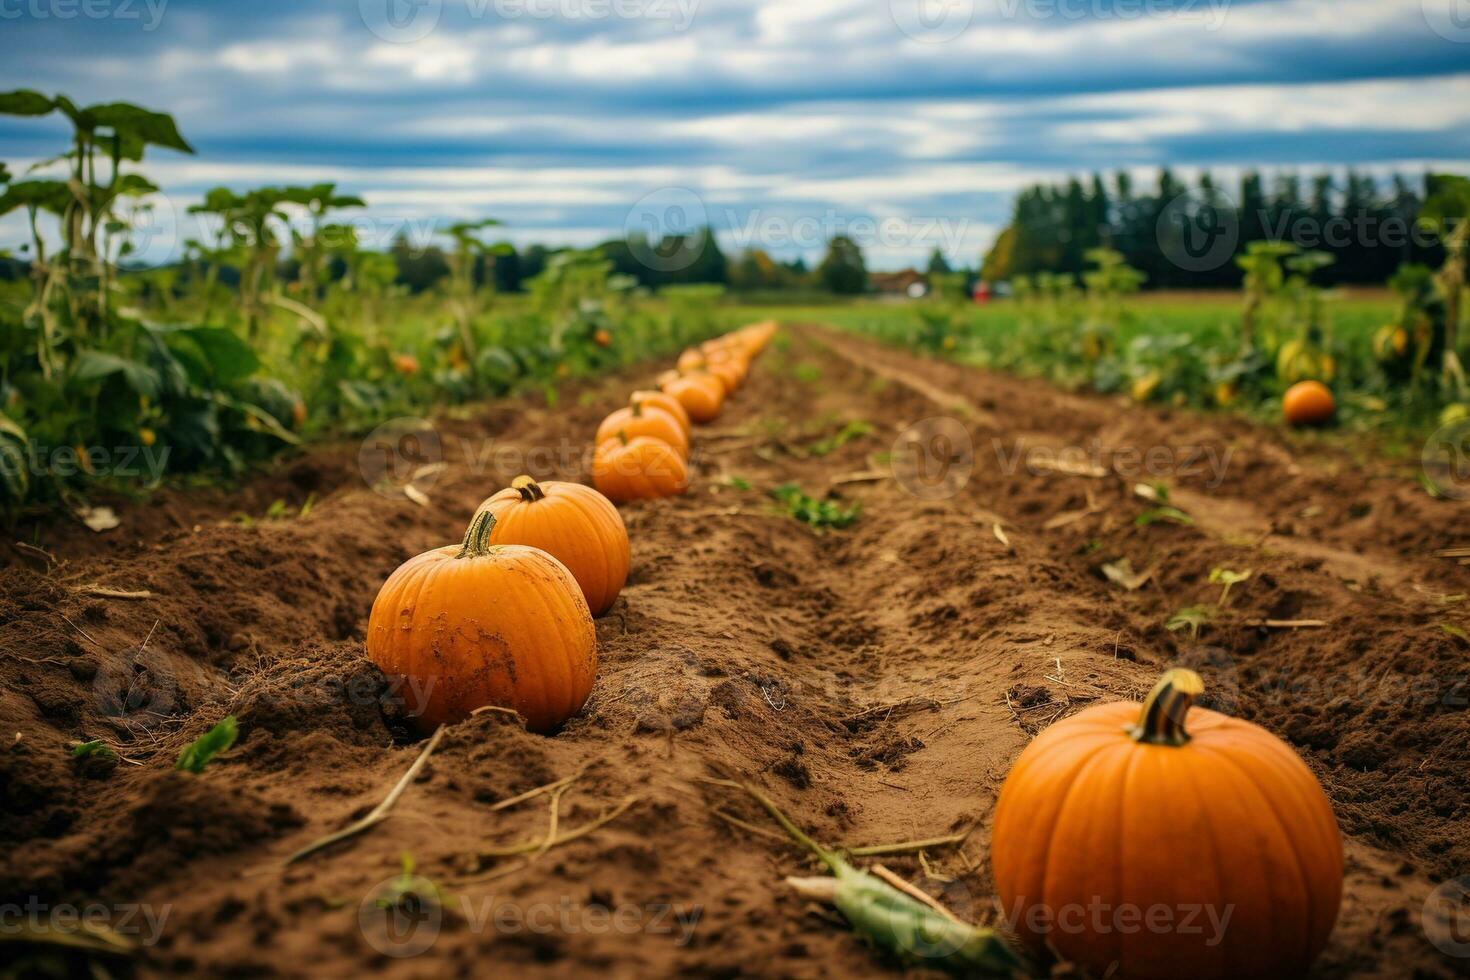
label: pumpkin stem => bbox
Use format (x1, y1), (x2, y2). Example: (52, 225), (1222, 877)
(617, 429), (629, 447)
(456, 510), (497, 559)
(630, 399), (644, 418)
(1128, 669), (1204, 746)
(511, 475), (545, 502)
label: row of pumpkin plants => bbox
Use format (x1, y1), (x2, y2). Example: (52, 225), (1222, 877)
(361, 318), (1342, 979)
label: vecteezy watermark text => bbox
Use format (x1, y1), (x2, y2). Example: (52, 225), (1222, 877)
(0, 899), (171, 947)
(992, 438), (1234, 489)
(0, 0), (168, 30)
(359, 884), (702, 958)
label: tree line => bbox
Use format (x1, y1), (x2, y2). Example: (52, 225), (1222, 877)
(983, 170), (1448, 289)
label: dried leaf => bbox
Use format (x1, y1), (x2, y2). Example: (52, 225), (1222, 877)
(992, 523), (1011, 549)
(77, 505), (120, 532)
(1101, 558), (1157, 591)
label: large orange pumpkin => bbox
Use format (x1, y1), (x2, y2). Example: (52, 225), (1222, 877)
(991, 669), (1342, 980)
(662, 374), (724, 424)
(593, 432), (689, 502)
(477, 476), (630, 617)
(596, 402), (689, 458)
(629, 389), (690, 435)
(366, 511), (597, 733)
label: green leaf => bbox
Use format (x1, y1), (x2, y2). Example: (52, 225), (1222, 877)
(72, 739), (117, 760)
(175, 716), (238, 773)
(86, 102), (195, 154)
(1165, 605), (1214, 638)
(1135, 506), (1194, 527)
(0, 89), (55, 117)
(0, 409), (29, 507)
(180, 326), (259, 383)
(0, 179), (72, 217)
(71, 350), (161, 400)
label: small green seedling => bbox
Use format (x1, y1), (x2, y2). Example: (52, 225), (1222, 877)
(175, 716), (238, 773)
(808, 420), (874, 457)
(72, 739), (117, 760)
(1135, 506), (1194, 527)
(770, 483), (860, 530)
(1209, 567), (1252, 607)
(1166, 605), (1215, 638)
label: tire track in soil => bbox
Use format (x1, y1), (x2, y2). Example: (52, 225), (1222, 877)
(1, 324), (1466, 978)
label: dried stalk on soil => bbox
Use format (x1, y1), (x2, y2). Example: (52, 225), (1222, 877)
(474, 795), (640, 859)
(282, 726), (446, 865)
(704, 777), (1023, 976)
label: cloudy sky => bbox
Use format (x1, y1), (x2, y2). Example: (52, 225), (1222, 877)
(1, 0), (1468, 269)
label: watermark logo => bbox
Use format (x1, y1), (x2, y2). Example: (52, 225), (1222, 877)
(1424, 875), (1470, 957)
(1422, 417), (1470, 500)
(889, 0), (975, 42)
(624, 187), (710, 274)
(358, 873), (443, 958)
(1424, 0), (1470, 42)
(891, 416), (974, 500)
(359, 0), (442, 43)
(1157, 189), (1239, 274)
(358, 417), (443, 498)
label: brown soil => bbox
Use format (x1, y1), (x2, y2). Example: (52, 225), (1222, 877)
(3, 324), (1468, 979)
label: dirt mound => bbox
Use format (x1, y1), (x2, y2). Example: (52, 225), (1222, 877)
(2, 325), (1467, 978)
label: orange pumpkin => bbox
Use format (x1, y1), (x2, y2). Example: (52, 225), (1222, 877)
(705, 358), (744, 395)
(992, 669), (1342, 980)
(596, 402), (689, 457)
(676, 347), (707, 373)
(1282, 380), (1334, 426)
(662, 373), (724, 424)
(366, 511), (596, 733)
(593, 432), (689, 502)
(629, 389), (690, 436)
(477, 476), (629, 617)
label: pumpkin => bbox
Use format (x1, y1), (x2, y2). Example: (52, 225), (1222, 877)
(662, 373), (724, 423)
(593, 432), (689, 502)
(991, 670), (1342, 980)
(629, 389), (691, 435)
(705, 357), (746, 395)
(366, 511), (597, 733)
(1282, 380), (1335, 426)
(676, 347), (707, 372)
(477, 476), (630, 617)
(596, 402), (689, 458)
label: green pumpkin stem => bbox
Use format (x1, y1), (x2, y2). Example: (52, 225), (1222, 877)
(456, 510), (497, 559)
(630, 399), (644, 417)
(512, 475), (545, 502)
(617, 429), (630, 447)
(1128, 669), (1204, 746)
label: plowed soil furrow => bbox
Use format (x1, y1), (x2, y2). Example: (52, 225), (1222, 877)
(2, 324), (1467, 979)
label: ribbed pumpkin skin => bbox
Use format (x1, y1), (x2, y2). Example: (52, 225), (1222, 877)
(366, 538), (596, 733)
(595, 405), (689, 458)
(662, 375), (724, 423)
(593, 436), (689, 502)
(629, 390), (690, 435)
(478, 480), (629, 616)
(992, 699), (1342, 980)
